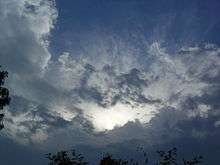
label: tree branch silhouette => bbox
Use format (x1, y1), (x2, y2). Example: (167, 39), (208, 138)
(0, 66), (10, 130)
(46, 147), (203, 165)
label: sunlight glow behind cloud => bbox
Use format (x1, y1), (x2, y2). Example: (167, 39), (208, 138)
(79, 102), (158, 132)
(0, 0), (220, 150)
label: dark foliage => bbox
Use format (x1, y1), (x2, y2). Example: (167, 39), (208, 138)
(46, 148), (203, 165)
(156, 148), (202, 165)
(99, 154), (129, 165)
(182, 156), (203, 165)
(46, 150), (88, 165)
(156, 148), (178, 165)
(0, 66), (10, 130)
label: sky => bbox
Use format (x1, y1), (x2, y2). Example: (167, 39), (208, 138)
(0, 0), (220, 164)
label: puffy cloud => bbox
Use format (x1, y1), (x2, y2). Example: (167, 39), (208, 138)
(41, 42), (220, 143)
(78, 102), (157, 132)
(0, 0), (57, 75)
(0, 0), (60, 144)
(3, 96), (69, 145)
(1, 0), (220, 154)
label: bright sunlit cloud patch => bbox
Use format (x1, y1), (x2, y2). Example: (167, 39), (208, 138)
(53, 104), (77, 122)
(1, 0), (220, 148)
(79, 102), (158, 132)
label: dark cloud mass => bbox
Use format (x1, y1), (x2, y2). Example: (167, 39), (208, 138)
(0, 0), (220, 164)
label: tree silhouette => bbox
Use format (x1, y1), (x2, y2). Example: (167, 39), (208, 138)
(156, 148), (202, 165)
(46, 148), (203, 165)
(0, 66), (10, 130)
(182, 156), (203, 165)
(46, 150), (88, 165)
(156, 148), (178, 165)
(99, 154), (129, 165)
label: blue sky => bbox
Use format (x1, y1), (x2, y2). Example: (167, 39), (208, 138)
(0, 0), (220, 164)
(50, 0), (220, 57)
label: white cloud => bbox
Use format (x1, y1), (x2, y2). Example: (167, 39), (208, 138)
(4, 106), (49, 145)
(45, 52), (87, 91)
(0, 0), (57, 75)
(78, 102), (158, 132)
(1, 0), (220, 148)
(142, 42), (219, 108)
